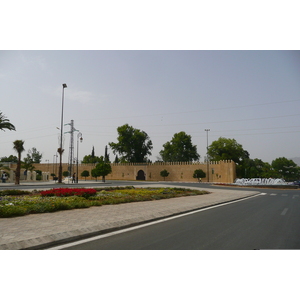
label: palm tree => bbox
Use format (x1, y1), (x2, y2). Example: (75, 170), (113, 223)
(0, 111), (16, 131)
(13, 140), (25, 185)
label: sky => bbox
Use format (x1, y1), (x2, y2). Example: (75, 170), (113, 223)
(2, 0), (300, 292)
(1, 50), (300, 164)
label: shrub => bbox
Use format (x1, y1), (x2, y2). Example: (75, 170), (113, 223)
(81, 170), (90, 180)
(193, 169), (206, 182)
(0, 190), (31, 196)
(160, 169), (170, 181)
(35, 170), (42, 176)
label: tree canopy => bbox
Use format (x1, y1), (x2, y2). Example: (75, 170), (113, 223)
(91, 156), (112, 182)
(0, 155), (18, 163)
(27, 147), (42, 163)
(81, 170), (90, 180)
(271, 157), (299, 181)
(207, 137), (249, 164)
(82, 147), (103, 164)
(0, 111), (16, 132)
(159, 131), (200, 162)
(82, 155), (102, 164)
(109, 124), (153, 163)
(193, 169), (206, 182)
(13, 140), (25, 185)
(160, 169), (170, 181)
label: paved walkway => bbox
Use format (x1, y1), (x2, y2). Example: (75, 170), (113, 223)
(0, 184), (259, 250)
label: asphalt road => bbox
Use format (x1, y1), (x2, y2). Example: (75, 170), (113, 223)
(2, 180), (300, 249)
(56, 188), (300, 250)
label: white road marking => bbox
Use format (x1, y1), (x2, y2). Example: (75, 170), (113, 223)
(281, 194), (288, 197)
(47, 193), (263, 250)
(270, 193), (277, 196)
(281, 208), (288, 215)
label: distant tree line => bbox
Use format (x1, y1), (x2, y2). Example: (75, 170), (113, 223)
(1, 111), (300, 182)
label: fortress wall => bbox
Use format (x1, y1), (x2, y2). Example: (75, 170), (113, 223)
(6, 160), (236, 183)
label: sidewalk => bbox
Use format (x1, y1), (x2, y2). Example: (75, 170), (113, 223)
(0, 184), (259, 250)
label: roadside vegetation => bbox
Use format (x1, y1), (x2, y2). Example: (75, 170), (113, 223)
(0, 187), (209, 218)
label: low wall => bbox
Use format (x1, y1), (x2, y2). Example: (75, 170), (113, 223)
(0, 169), (50, 183)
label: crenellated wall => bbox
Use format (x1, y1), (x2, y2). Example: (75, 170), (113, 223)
(4, 160), (236, 183)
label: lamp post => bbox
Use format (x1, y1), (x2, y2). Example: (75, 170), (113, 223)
(58, 83), (67, 183)
(205, 129), (210, 182)
(76, 132), (83, 183)
(45, 159), (49, 172)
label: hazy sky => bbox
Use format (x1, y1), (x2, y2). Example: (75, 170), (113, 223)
(1, 50), (300, 164)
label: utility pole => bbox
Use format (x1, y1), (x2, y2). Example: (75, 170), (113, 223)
(65, 120), (78, 179)
(205, 129), (210, 182)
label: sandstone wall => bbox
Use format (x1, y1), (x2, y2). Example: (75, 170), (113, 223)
(12, 160), (236, 183)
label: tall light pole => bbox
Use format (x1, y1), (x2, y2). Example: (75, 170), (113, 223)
(205, 129), (210, 182)
(76, 132), (83, 183)
(45, 159), (49, 172)
(58, 83), (67, 183)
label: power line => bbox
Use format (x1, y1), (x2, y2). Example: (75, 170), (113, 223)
(77, 98), (300, 122)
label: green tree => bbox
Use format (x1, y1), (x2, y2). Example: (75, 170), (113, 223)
(104, 145), (110, 163)
(114, 155), (120, 164)
(159, 131), (200, 162)
(27, 147), (42, 163)
(207, 137), (249, 164)
(63, 171), (69, 177)
(243, 158), (265, 178)
(0, 155), (18, 163)
(91, 157), (112, 182)
(82, 155), (102, 164)
(82, 147), (101, 164)
(81, 170), (90, 180)
(35, 170), (42, 181)
(160, 169), (170, 181)
(271, 157), (298, 181)
(0, 111), (16, 132)
(109, 124), (153, 163)
(91, 168), (100, 181)
(13, 140), (25, 185)
(22, 157), (35, 179)
(207, 137), (249, 177)
(260, 162), (278, 178)
(193, 169), (206, 182)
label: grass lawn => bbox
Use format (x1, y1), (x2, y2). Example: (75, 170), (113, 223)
(0, 186), (210, 218)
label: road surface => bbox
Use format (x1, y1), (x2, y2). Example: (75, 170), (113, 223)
(50, 189), (300, 250)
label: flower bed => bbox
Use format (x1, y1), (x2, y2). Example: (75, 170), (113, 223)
(40, 188), (97, 198)
(0, 187), (210, 218)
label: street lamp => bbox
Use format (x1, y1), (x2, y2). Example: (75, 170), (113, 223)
(58, 83), (67, 184)
(45, 159), (49, 172)
(76, 132), (83, 183)
(205, 129), (210, 182)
